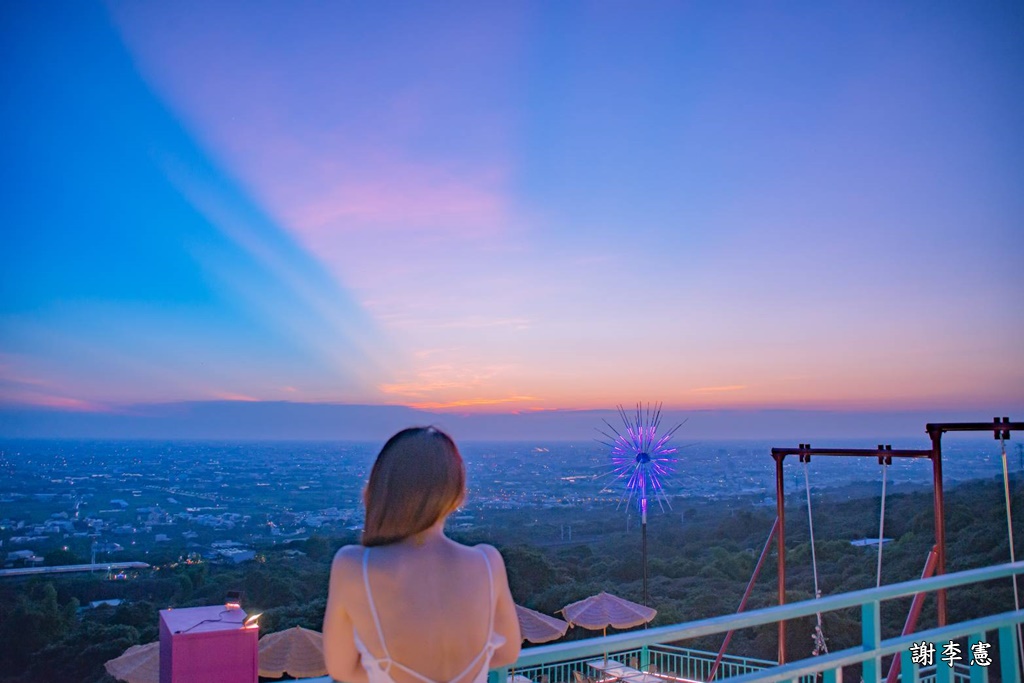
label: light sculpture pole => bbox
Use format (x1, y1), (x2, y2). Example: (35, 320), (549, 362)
(598, 403), (683, 607)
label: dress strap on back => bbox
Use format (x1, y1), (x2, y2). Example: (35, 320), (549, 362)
(362, 548), (391, 660)
(444, 546), (498, 683)
(359, 545), (500, 683)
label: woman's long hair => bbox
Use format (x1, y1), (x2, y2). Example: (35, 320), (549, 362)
(362, 426), (466, 547)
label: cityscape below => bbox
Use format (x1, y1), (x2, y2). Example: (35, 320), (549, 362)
(2, 437), (1019, 572)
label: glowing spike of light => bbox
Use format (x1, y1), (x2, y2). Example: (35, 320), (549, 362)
(597, 402), (684, 513)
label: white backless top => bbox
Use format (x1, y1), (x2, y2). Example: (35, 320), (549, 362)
(353, 546), (506, 683)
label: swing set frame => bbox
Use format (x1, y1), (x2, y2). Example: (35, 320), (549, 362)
(768, 417), (1020, 665)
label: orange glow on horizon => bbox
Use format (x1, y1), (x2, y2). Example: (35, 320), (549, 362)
(408, 395), (540, 411)
(690, 385), (748, 393)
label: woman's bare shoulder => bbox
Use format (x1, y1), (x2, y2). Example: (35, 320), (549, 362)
(330, 544), (365, 577)
(473, 543), (507, 569)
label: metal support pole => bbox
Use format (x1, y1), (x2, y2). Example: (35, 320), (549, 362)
(642, 497), (649, 608)
(774, 452), (787, 664)
(929, 429), (947, 626)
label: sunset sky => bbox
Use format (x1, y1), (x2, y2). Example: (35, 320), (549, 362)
(3, 2), (1023, 416)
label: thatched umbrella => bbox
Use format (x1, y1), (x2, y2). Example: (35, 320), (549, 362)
(561, 592), (657, 663)
(516, 604), (571, 644)
(258, 626), (327, 679)
(561, 592), (656, 633)
(105, 642), (159, 683)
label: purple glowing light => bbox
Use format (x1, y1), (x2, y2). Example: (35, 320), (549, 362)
(597, 403), (684, 514)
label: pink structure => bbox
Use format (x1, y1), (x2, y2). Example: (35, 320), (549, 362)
(159, 605), (258, 683)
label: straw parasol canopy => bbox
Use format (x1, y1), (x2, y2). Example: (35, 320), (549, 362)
(560, 592), (657, 633)
(258, 626), (327, 679)
(515, 604), (570, 644)
(105, 641), (159, 683)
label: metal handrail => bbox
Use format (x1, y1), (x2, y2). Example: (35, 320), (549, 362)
(304, 561), (1024, 683)
(513, 561), (1024, 667)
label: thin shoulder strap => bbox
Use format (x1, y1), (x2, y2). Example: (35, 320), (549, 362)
(480, 546), (496, 635)
(359, 548), (443, 683)
(362, 547), (391, 660)
(445, 547), (499, 683)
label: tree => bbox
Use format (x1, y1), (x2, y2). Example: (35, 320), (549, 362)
(244, 568), (302, 609)
(502, 546), (560, 601)
(24, 622), (140, 683)
(45, 548), (85, 566)
(304, 534), (333, 562)
(0, 582), (78, 674)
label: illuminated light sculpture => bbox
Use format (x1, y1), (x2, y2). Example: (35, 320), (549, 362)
(598, 403), (684, 607)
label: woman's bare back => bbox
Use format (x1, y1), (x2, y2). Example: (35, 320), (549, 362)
(325, 534), (520, 683)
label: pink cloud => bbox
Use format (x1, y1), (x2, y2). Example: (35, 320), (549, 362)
(31, 395), (108, 411)
(377, 359), (528, 407)
(210, 392), (261, 402)
(0, 357), (54, 389)
(691, 384), (749, 393)
(292, 158), (511, 238)
(0, 390), (110, 412)
(109, 4), (524, 245)
(0, 359), (109, 411)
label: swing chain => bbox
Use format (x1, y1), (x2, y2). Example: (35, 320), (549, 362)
(997, 427), (1024, 668)
(876, 445), (892, 589)
(802, 456), (829, 656)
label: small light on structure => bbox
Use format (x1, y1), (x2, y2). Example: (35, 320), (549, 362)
(244, 613), (262, 629)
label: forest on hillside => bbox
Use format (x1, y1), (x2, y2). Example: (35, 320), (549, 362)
(1, 475), (1020, 683)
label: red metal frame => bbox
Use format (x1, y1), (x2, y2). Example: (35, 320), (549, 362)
(769, 417), (1019, 664)
(771, 444), (930, 663)
(884, 545), (939, 683)
(708, 517), (779, 680)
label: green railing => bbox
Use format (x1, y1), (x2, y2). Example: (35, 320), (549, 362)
(494, 561), (1024, 683)
(507, 644), (812, 683)
(647, 644), (783, 682)
(507, 646), (643, 683)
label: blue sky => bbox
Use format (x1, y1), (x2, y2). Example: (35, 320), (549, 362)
(2, 1), (1022, 415)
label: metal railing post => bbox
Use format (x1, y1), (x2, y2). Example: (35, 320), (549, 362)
(823, 666), (842, 683)
(901, 650), (919, 683)
(999, 625), (1022, 683)
(968, 633), (989, 683)
(936, 655), (954, 683)
(862, 601), (881, 683)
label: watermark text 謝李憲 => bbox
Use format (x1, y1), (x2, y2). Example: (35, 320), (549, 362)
(908, 640), (992, 668)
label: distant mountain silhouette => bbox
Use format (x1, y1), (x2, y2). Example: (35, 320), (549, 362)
(1, 401), (1018, 442)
